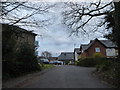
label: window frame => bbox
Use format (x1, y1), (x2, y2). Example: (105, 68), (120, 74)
(95, 47), (100, 52)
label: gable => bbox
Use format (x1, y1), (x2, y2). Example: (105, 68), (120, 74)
(80, 38), (117, 54)
(87, 39), (106, 51)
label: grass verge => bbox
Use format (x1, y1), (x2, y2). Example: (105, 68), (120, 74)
(39, 64), (55, 70)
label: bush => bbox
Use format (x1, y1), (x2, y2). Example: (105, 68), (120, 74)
(15, 43), (41, 73)
(95, 59), (120, 88)
(96, 59), (113, 72)
(75, 61), (79, 65)
(92, 53), (104, 58)
(77, 58), (97, 67)
(2, 25), (41, 80)
(3, 43), (41, 80)
(96, 61), (111, 72)
(112, 62), (120, 87)
(2, 25), (18, 79)
(76, 52), (107, 67)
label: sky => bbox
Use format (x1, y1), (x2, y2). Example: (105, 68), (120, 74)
(33, 2), (109, 57)
(1, 1), (112, 57)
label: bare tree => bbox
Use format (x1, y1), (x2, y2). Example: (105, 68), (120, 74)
(62, 1), (114, 36)
(62, 1), (120, 60)
(41, 51), (52, 59)
(1, 1), (55, 28)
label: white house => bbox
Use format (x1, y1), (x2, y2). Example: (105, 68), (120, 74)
(74, 48), (81, 61)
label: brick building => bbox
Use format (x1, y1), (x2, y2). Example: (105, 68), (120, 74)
(80, 38), (118, 58)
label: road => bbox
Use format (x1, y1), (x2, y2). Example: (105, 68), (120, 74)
(18, 65), (112, 88)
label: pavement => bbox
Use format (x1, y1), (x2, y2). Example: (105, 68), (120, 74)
(3, 65), (113, 88)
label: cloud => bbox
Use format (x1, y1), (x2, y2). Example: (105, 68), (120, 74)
(35, 2), (108, 56)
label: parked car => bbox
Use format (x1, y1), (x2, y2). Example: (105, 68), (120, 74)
(40, 59), (49, 64)
(49, 61), (54, 64)
(50, 61), (63, 65)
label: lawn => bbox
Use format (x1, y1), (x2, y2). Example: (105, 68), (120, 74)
(39, 64), (55, 70)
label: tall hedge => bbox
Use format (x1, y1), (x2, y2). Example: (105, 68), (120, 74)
(2, 24), (41, 80)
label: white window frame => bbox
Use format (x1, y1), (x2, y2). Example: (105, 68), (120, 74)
(95, 47), (100, 52)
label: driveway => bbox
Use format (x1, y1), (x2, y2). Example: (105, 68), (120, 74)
(14, 65), (112, 88)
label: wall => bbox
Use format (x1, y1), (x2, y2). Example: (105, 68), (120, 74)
(87, 40), (106, 57)
(75, 52), (78, 61)
(16, 31), (36, 48)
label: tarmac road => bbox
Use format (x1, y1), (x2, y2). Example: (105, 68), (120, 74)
(19, 65), (112, 88)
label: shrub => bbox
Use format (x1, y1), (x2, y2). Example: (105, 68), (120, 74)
(3, 43), (41, 80)
(95, 59), (120, 87)
(2, 25), (18, 79)
(75, 61), (79, 65)
(77, 58), (97, 67)
(2, 25), (41, 80)
(77, 54), (107, 67)
(112, 62), (120, 87)
(95, 60), (112, 72)
(92, 53), (104, 58)
(15, 43), (41, 73)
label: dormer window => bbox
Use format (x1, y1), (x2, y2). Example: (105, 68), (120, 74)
(95, 47), (100, 52)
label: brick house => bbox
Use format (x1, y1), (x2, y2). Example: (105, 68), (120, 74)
(80, 38), (118, 58)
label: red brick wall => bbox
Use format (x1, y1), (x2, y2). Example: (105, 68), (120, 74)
(81, 52), (87, 57)
(87, 40), (106, 57)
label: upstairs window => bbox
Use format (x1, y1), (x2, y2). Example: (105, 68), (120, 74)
(95, 47), (100, 52)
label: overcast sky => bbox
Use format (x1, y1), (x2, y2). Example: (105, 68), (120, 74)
(1, 1), (112, 57)
(33, 2), (110, 57)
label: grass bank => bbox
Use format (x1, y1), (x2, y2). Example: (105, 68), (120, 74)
(39, 64), (55, 70)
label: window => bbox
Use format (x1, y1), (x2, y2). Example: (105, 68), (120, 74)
(95, 47), (100, 52)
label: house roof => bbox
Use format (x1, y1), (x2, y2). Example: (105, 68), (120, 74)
(80, 38), (117, 51)
(48, 57), (58, 60)
(74, 48), (80, 53)
(58, 52), (74, 60)
(81, 44), (89, 51)
(100, 40), (117, 48)
(2, 23), (37, 36)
